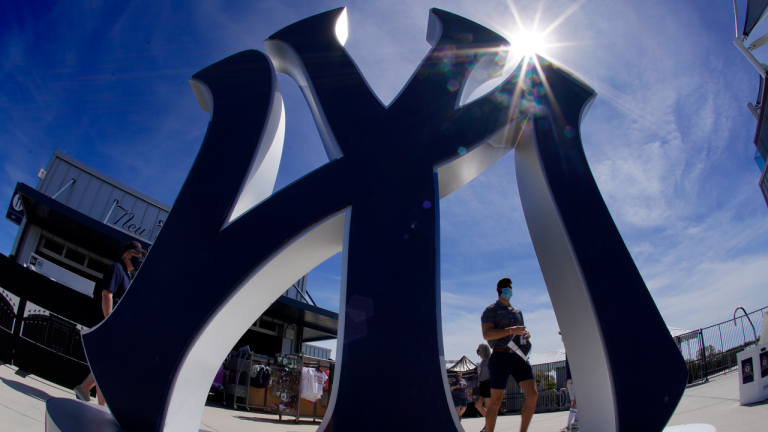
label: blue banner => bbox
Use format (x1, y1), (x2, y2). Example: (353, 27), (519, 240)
(6, 188), (24, 225)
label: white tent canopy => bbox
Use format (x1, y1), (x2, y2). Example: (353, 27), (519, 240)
(447, 356), (477, 373)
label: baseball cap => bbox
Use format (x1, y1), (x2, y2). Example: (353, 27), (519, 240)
(122, 241), (147, 255)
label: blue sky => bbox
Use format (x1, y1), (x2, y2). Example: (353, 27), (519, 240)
(2, 0), (768, 363)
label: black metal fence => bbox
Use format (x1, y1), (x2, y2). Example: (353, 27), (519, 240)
(502, 360), (571, 414)
(0, 255), (93, 388)
(673, 306), (766, 384)
(21, 312), (88, 363)
(497, 305), (768, 413)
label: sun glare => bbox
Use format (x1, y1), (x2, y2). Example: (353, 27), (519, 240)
(511, 31), (546, 57)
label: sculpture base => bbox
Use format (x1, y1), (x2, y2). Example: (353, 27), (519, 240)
(46, 398), (124, 432)
(45, 398), (212, 432)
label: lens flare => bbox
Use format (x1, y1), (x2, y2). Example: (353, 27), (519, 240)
(512, 31), (546, 56)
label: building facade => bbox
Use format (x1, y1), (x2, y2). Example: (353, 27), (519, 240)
(4, 150), (337, 364)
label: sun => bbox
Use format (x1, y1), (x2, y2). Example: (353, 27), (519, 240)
(511, 31), (547, 57)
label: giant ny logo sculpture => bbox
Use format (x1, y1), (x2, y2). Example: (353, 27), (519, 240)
(72, 7), (687, 432)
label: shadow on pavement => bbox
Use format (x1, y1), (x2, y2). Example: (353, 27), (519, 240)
(743, 398), (768, 407)
(0, 376), (54, 402)
(234, 415), (319, 427)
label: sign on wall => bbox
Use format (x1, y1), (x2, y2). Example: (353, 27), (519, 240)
(742, 357), (755, 384)
(6, 188), (24, 226)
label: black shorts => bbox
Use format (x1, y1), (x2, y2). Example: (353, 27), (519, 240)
(479, 380), (491, 398)
(452, 395), (467, 407)
(489, 351), (534, 389)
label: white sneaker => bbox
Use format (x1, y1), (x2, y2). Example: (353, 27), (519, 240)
(73, 385), (91, 402)
(559, 427), (571, 432)
(571, 420), (579, 430)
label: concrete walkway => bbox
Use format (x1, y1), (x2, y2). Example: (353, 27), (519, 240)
(1, 363), (764, 432)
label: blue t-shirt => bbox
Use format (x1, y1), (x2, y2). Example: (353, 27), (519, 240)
(451, 378), (467, 398)
(93, 262), (130, 326)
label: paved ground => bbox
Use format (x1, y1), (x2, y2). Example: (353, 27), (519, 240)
(1, 363), (765, 432)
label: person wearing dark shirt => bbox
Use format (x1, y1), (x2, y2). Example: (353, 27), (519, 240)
(74, 241), (146, 405)
(480, 278), (537, 432)
(450, 372), (469, 421)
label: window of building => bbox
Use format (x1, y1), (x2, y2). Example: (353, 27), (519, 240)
(35, 232), (114, 285)
(249, 318), (283, 336)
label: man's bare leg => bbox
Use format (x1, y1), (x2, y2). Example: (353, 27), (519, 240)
(518, 379), (538, 432)
(74, 372), (96, 402)
(96, 386), (106, 406)
(485, 388), (505, 432)
(79, 373), (96, 391)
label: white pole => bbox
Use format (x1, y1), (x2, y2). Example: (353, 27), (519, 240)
(104, 199), (118, 223)
(734, 38), (767, 77)
(734, 0), (741, 39)
(51, 179), (76, 199)
(749, 31), (768, 50)
(748, 102), (760, 121)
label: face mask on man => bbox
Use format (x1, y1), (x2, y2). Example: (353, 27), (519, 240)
(500, 287), (513, 300)
(130, 255), (144, 270)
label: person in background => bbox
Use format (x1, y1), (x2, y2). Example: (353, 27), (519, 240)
(536, 379), (544, 392)
(475, 343), (492, 432)
(559, 331), (578, 431)
(450, 371), (469, 421)
(481, 277), (537, 432)
(73, 241), (146, 405)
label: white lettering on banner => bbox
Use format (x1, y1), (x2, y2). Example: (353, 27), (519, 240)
(12, 193), (23, 211)
(110, 201), (164, 242)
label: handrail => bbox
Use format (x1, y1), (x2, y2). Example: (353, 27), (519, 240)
(734, 306), (759, 343)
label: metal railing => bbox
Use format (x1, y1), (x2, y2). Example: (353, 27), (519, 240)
(673, 306), (767, 384)
(502, 360), (571, 414)
(495, 305), (768, 414)
(20, 312), (88, 363)
(0, 290), (16, 333)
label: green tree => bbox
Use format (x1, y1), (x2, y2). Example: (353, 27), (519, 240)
(697, 344), (720, 360)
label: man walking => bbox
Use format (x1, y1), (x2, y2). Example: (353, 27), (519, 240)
(73, 241), (146, 405)
(481, 278), (538, 432)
